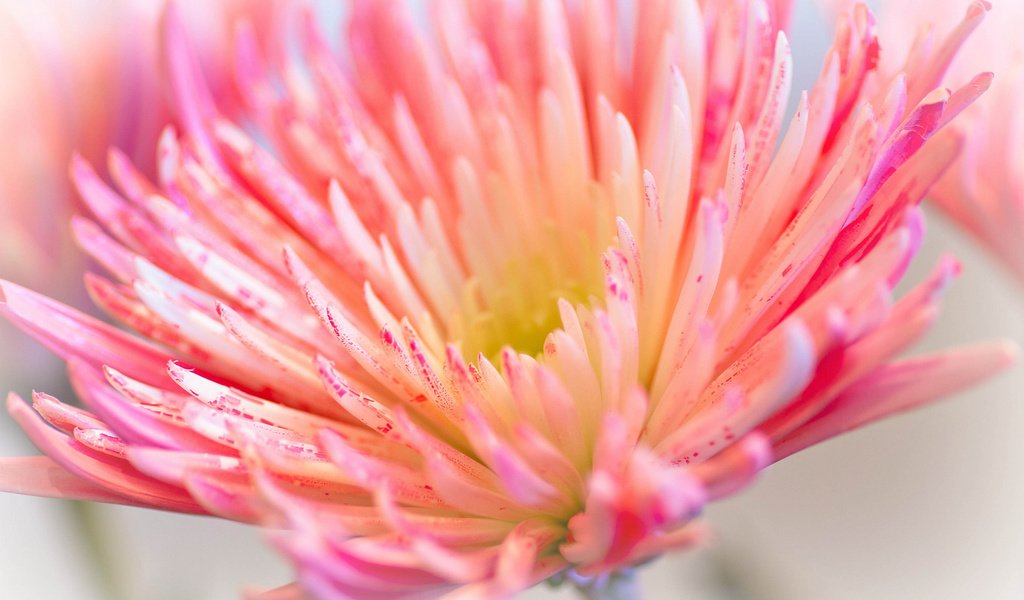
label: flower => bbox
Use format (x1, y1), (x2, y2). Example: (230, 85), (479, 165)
(0, 0), (275, 290)
(0, 1), (1016, 598)
(897, 0), (1024, 283)
(836, 0), (1024, 283)
(0, 2), (277, 460)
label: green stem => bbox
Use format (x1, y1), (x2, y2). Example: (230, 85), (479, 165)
(68, 502), (125, 600)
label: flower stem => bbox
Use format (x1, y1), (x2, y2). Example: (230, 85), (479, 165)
(573, 570), (642, 600)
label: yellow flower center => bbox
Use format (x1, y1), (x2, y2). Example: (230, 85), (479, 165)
(451, 216), (609, 361)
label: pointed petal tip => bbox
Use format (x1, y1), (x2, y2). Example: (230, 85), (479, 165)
(968, 0), (992, 18)
(0, 279), (41, 309)
(6, 391), (26, 413)
(211, 118), (249, 152)
(939, 253), (963, 277)
(68, 151), (91, 179)
(742, 431), (774, 471)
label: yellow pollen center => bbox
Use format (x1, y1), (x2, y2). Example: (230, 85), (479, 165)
(451, 228), (606, 361)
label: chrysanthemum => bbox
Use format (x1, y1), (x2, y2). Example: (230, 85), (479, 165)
(0, 1), (1015, 598)
(0, 0), (273, 288)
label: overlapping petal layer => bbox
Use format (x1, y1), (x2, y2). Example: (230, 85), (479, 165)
(888, 0), (1024, 282)
(825, 0), (1024, 282)
(0, 0), (276, 288)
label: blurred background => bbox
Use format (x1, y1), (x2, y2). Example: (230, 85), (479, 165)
(0, 0), (1021, 598)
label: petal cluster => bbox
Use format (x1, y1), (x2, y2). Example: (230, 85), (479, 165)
(0, 0), (274, 288)
(0, 1), (1015, 598)
(878, 0), (1024, 282)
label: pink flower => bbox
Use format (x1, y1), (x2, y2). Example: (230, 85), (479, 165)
(904, 1), (1024, 282)
(0, 1), (1016, 598)
(0, 0), (275, 289)
(841, 0), (1024, 282)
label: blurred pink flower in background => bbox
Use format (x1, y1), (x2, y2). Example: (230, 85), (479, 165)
(823, 0), (1024, 282)
(0, 0), (1017, 598)
(0, 0), (274, 291)
(0, 0), (276, 459)
(891, 0), (1024, 283)
(0, 2), (277, 597)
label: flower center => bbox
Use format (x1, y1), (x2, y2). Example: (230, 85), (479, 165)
(450, 219), (608, 361)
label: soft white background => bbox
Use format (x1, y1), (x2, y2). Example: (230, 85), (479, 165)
(1, 0), (1022, 598)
